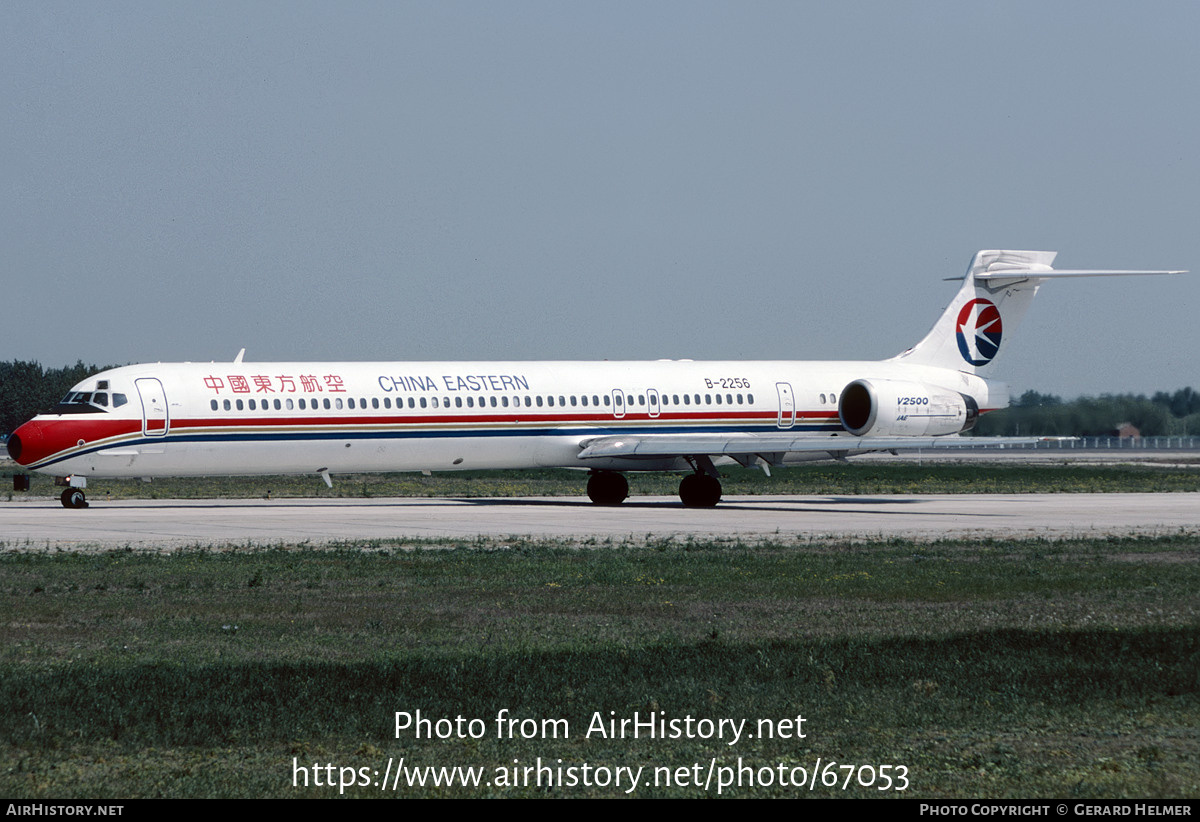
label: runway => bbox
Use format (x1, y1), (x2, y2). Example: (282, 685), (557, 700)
(1, 493), (1197, 549)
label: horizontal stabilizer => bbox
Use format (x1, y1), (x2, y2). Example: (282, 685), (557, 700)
(976, 269), (1184, 280)
(897, 250), (1184, 374)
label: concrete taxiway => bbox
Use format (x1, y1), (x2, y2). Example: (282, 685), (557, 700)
(1, 493), (1196, 549)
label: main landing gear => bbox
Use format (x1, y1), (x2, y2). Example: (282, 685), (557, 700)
(60, 488), (88, 509)
(678, 472), (722, 508)
(586, 471), (629, 505)
(586, 469), (723, 508)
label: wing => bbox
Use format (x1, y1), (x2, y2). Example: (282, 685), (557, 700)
(577, 432), (1056, 465)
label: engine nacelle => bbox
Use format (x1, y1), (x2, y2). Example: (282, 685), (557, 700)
(838, 379), (979, 437)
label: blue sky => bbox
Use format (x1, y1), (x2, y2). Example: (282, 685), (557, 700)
(3, 1), (1196, 398)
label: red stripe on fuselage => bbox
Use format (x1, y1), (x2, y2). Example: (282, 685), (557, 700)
(12, 406), (842, 468)
(166, 410), (789, 429)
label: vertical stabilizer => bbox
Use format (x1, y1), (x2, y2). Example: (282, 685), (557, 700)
(890, 250), (1054, 374)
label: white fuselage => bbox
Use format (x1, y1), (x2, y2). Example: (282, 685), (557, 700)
(12, 359), (1005, 480)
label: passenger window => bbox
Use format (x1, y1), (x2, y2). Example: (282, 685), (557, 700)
(502, 397), (509, 407)
(236, 399), (244, 411)
(335, 398), (343, 410)
(683, 394), (690, 405)
(372, 398), (380, 409)
(249, 399), (256, 410)
(211, 399), (218, 411)
(420, 398), (427, 409)
(348, 398), (355, 409)
(490, 396), (497, 407)
(285, 398), (294, 410)
(715, 394), (722, 405)
(536, 396), (543, 407)
(224, 399), (232, 411)
(384, 397), (392, 409)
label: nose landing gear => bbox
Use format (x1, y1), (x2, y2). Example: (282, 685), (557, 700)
(60, 488), (88, 509)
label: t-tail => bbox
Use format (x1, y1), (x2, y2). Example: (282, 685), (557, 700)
(891, 249), (1184, 375)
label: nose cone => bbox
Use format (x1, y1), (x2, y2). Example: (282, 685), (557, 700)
(7, 420), (47, 467)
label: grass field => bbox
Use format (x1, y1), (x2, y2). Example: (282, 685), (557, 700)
(2, 533), (1197, 798)
(5, 460), (1200, 501)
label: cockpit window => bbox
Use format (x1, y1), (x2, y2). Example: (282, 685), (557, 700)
(54, 387), (119, 415)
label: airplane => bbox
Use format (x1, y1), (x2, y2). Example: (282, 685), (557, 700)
(6, 249), (1183, 509)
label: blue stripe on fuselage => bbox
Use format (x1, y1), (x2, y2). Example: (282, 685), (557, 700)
(26, 420), (842, 471)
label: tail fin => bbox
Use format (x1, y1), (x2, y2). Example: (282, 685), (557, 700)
(891, 249), (1183, 374)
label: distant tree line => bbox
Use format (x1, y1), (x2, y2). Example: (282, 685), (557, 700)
(1, 360), (118, 437)
(973, 387), (1200, 437)
(1, 358), (1198, 439)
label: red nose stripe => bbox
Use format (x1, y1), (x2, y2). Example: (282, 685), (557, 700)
(8, 419), (139, 467)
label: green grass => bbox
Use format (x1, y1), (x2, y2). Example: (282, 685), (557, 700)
(5, 460), (1200, 501)
(2, 535), (1197, 798)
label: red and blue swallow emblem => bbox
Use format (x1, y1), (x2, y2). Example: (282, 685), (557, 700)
(956, 298), (1003, 366)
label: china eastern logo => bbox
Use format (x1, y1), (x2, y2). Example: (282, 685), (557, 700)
(956, 298), (1003, 366)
